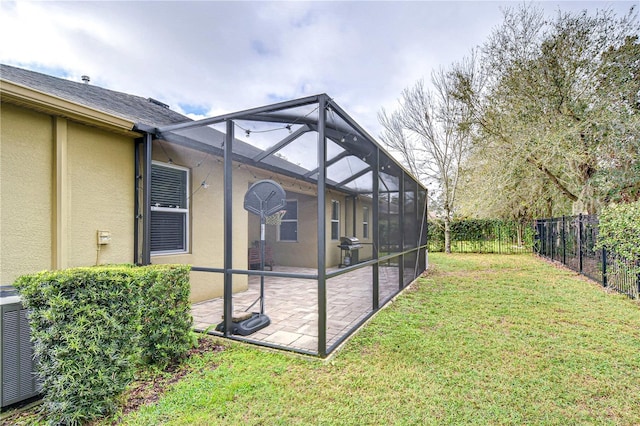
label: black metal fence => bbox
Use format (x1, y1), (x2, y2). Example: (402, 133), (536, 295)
(535, 215), (639, 299)
(428, 219), (534, 254)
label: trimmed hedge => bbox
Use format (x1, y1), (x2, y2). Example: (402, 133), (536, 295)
(138, 265), (195, 366)
(596, 200), (640, 263)
(428, 219), (534, 253)
(14, 264), (192, 425)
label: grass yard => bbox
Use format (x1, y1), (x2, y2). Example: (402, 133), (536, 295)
(7, 253), (640, 425)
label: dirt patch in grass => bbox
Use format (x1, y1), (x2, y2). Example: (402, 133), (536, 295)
(0, 335), (226, 426)
(116, 336), (225, 419)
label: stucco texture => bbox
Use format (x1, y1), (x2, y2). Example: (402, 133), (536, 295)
(65, 122), (134, 267)
(150, 141), (250, 302)
(1, 103), (135, 286)
(1, 104), (53, 285)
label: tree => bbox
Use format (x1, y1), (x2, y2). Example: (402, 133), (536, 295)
(592, 35), (640, 203)
(379, 67), (472, 253)
(454, 4), (639, 216)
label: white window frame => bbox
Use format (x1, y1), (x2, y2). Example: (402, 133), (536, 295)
(150, 161), (189, 255)
(363, 206), (370, 239)
(277, 199), (298, 242)
(331, 200), (340, 241)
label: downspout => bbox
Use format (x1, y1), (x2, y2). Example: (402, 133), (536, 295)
(134, 138), (141, 265)
(132, 123), (155, 265)
(142, 133), (152, 265)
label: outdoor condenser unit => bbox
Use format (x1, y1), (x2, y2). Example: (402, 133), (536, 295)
(1, 288), (41, 408)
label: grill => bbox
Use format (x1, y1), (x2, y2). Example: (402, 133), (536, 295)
(338, 236), (362, 267)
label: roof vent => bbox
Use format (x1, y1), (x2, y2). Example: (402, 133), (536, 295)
(147, 98), (170, 109)
(81, 75), (90, 84)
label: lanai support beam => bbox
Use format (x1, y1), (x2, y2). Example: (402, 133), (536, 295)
(317, 95), (328, 357)
(223, 120), (234, 337)
(372, 148), (380, 310)
(252, 125), (311, 162)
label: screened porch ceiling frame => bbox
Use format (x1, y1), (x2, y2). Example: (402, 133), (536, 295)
(135, 93), (428, 357)
(151, 93), (409, 196)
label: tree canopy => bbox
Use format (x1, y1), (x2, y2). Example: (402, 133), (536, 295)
(455, 4), (639, 217)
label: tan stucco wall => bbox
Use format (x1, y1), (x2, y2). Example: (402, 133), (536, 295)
(66, 122), (134, 267)
(150, 141), (250, 302)
(0, 103), (135, 286)
(253, 191), (375, 269)
(254, 191), (319, 269)
(344, 196), (374, 261)
(1, 104), (53, 285)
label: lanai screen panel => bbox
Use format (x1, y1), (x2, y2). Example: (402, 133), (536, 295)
(417, 187), (428, 272)
(402, 175), (418, 286)
(153, 94), (428, 356)
(378, 169), (401, 255)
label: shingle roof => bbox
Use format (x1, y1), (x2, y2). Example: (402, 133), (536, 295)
(0, 63), (313, 180)
(1, 64), (189, 127)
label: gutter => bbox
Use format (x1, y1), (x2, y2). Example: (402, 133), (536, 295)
(0, 79), (137, 135)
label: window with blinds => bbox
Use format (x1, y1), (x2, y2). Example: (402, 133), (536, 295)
(278, 200), (298, 242)
(151, 162), (189, 254)
(331, 200), (340, 240)
(363, 206), (370, 239)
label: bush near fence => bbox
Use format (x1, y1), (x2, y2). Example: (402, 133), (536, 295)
(535, 207), (639, 299)
(428, 219), (534, 254)
(13, 264), (193, 425)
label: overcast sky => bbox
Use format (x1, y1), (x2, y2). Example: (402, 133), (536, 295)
(1, 1), (636, 136)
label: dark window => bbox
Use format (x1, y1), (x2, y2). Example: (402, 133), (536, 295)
(279, 200), (298, 242)
(363, 206), (370, 239)
(151, 162), (189, 254)
(331, 200), (340, 240)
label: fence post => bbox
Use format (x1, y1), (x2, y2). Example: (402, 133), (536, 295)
(636, 259), (640, 299)
(551, 219), (556, 261)
(578, 214), (583, 274)
(602, 247), (608, 288)
(635, 256), (640, 299)
(562, 216), (566, 265)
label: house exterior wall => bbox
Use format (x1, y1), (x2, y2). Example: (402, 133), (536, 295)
(1, 101), (248, 302)
(66, 122), (135, 267)
(259, 191), (319, 269)
(250, 190), (375, 269)
(0, 103), (134, 286)
(344, 196), (374, 261)
(150, 141), (250, 302)
(1, 104), (53, 285)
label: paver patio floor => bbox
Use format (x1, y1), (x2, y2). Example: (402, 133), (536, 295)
(192, 265), (401, 353)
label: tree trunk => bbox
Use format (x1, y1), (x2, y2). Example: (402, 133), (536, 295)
(517, 223), (524, 247)
(444, 216), (452, 254)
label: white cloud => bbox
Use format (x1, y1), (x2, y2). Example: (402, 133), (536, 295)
(2, 0), (636, 139)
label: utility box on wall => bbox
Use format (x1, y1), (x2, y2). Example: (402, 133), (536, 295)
(1, 290), (41, 408)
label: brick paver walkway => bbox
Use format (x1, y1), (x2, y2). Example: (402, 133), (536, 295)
(192, 266), (401, 353)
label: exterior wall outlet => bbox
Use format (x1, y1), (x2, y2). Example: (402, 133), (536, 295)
(97, 230), (111, 245)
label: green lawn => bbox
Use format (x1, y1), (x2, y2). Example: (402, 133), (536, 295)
(9, 254), (640, 425)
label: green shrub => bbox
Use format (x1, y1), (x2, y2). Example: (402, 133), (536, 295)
(428, 219), (534, 253)
(14, 267), (142, 425)
(138, 264), (194, 366)
(13, 264), (193, 425)
(596, 200), (640, 263)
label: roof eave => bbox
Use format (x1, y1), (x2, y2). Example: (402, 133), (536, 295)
(0, 79), (138, 136)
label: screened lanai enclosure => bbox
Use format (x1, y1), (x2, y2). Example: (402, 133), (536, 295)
(134, 94), (428, 357)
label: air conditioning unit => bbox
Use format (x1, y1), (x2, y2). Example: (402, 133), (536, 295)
(1, 288), (41, 408)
